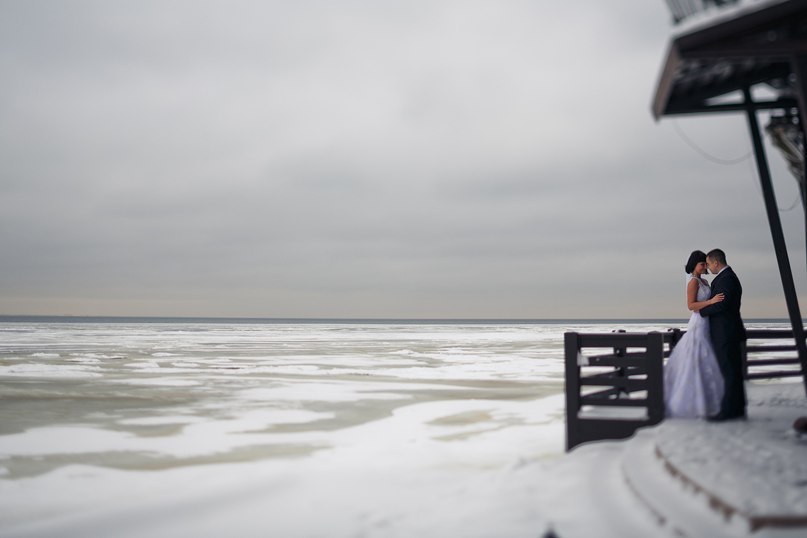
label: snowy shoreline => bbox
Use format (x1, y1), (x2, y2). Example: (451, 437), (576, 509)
(0, 322), (804, 537)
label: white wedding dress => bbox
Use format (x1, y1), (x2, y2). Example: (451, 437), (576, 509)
(664, 276), (725, 418)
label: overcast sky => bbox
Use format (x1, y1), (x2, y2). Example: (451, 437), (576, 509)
(1, 0), (804, 319)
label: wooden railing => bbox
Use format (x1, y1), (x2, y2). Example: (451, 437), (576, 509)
(564, 327), (804, 451)
(744, 328), (805, 380)
(564, 331), (668, 451)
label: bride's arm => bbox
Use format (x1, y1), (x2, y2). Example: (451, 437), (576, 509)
(687, 279), (724, 312)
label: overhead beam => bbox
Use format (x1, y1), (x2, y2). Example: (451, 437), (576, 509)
(664, 98), (799, 116)
(684, 40), (807, 60)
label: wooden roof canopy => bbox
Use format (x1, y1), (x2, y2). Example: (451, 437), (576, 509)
(653, 0), (807, 120)
(653, 0), (807, 397)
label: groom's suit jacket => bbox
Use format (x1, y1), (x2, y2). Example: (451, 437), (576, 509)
(699, 266), (747, 417)
(699, 266), (746, 347)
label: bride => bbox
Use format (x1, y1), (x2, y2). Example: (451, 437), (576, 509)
(664, 250), (726, 418)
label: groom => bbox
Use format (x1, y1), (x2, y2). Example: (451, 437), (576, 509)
(699, 248), (747, 421)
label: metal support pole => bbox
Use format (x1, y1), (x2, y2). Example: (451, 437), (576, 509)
(744, 86), (807, 398)
(790, 56), (807, 264)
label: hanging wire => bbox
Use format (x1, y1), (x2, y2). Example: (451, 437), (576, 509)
(673, 118), (801, 211)
(780, 196), (802, 212)
(672, 119), (752, 164)
(743, 133), (802, 212)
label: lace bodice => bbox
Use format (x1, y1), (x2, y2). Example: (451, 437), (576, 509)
(689, 275), (711, 302)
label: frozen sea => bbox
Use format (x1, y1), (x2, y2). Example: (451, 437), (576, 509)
(0, 318), (793, 537)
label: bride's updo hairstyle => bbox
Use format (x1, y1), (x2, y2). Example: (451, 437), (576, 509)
(685, 250), (707, 274)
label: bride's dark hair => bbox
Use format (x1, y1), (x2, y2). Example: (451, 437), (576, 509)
(685, 250), (707, 274)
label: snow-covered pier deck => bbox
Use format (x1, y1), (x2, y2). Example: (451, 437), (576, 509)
(545, 381), (807, 537)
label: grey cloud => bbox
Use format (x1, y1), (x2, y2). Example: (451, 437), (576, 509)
(0, 0), (803, 318)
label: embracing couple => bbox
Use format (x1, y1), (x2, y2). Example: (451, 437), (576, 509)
(664, 248), (747, 421)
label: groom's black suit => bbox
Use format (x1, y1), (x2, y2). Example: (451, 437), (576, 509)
(700, 266), (747, 418)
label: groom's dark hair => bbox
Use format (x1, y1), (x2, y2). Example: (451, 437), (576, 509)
(685, 250), (707, 274)
(707, 248), (727, 265)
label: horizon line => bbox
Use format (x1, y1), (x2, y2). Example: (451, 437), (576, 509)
(0, 314), (798, 324)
